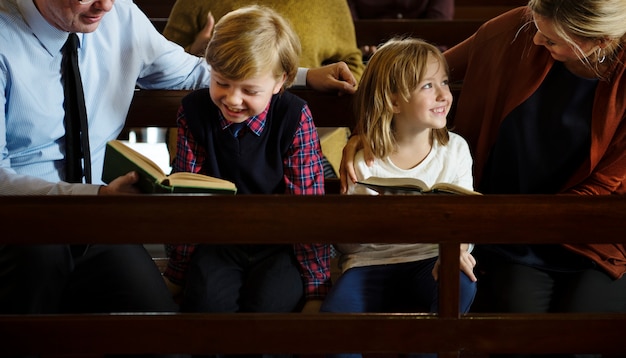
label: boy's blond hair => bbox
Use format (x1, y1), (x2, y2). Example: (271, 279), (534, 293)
(354, 37), (450, 159)
(205, 5), (301, 88)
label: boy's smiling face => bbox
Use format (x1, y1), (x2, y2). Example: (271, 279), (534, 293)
(209, 70), (286, 123)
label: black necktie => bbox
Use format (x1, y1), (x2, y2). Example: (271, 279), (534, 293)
(61, 33), (91, 183)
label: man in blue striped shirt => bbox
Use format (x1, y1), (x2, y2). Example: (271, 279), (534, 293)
(0, 0), (355, 317)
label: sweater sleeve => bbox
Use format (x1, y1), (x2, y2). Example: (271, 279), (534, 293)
(162, 0), (212, 52)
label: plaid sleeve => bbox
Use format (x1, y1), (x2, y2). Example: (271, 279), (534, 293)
(173, 106), (206, 175)
(294, 243), (332, 300)
(164, 243), (197, 286)
(163, 107), (205, 286)
(283, 104), (325, 195)
(283, 104), (330, 298)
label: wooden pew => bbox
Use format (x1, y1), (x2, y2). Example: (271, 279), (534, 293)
(133, 0), (177, 18)
(1, 195), (626, 357)
(150, 17), (168, 33)
(353, 19), (485, 50)
(454, 0), (527, 19)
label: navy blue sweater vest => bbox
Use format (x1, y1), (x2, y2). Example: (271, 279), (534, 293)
(181, 89), (305, 194)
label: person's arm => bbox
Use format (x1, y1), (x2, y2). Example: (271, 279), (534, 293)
(298, 62), (358, 95)
(431, 243), (477, 282)
(98, 171), (141, 195)
(282, 104), (324, 195)
(322, 0), (366, 82)
(566, 114), (626, 195)
(284, 104), (331, 311)
(0, 58), (103, 195)
(0, 168), (101, 195)
(161, 0), (210, 53)
(339, 134), (376, 193)
(161, 108), (205, 295)
(294, 242), (332, 312)
(163, 242), (196, 296)
(185, 12), (215, 57)
(428, 136), (477, 282)
(0, 87), (133, 195)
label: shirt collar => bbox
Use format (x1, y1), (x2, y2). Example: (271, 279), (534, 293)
(18, 0), (83, 57)
(219, 102), (271, 137)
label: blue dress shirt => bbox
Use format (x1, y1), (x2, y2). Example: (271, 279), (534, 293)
(0, 0), (213, 194)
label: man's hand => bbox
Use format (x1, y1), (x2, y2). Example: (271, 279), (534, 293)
(189, 11), (215, 56)
(98, 171), (141, 195)
(306, 62), (357, 95)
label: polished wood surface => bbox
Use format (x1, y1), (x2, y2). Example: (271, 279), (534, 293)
(1, 194), (626, 356)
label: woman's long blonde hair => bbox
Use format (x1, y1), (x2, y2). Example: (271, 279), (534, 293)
(527, 0), (626, 77)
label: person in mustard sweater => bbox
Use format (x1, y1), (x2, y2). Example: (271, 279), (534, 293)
(162, 0), (365, 82)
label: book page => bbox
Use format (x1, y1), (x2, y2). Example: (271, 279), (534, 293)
(168, 172), (237, 191)
(430, 182), (482, 195)
(357, 177), (429, 191)
(357, 176), (481, 195)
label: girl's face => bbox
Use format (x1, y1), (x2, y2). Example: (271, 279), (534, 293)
(35, 0), (114, 33)
(209, 70), (285, 123)
(392, 54), (452, 132)
(532, 14), (600, 64)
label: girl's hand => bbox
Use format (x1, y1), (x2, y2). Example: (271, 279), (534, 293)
(431, 245), (477, 282)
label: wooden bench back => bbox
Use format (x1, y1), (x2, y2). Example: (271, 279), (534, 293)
(454, 0), (527, 19)
(1, 195), (625, 357)
(353, 19), (484, 49)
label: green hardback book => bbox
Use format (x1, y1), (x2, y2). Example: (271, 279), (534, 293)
(102, 140), (237, 194)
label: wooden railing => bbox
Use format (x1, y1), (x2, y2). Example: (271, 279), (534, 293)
(1, 195), (626, 357)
